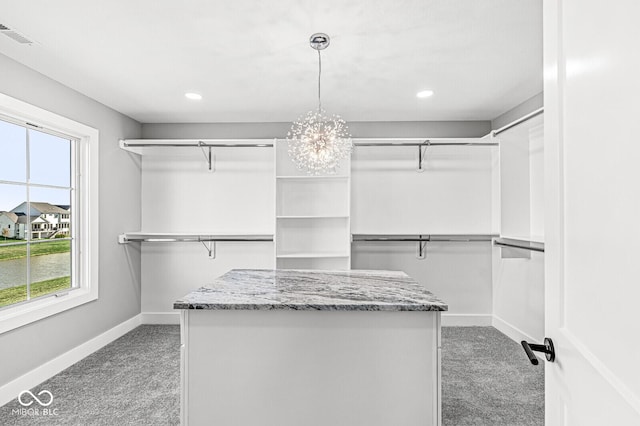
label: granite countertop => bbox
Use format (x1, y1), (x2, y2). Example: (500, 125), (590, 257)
(173, 269), (448, 311)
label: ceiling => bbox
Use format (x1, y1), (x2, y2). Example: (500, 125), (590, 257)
(0, 0), (542, 123)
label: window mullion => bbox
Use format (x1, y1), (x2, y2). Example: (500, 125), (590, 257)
(25, 127), (31, 301)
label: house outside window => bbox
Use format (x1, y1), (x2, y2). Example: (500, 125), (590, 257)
(0, 93), (99, 334)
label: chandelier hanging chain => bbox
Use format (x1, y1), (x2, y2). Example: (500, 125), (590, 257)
(317, 49), (322, 111)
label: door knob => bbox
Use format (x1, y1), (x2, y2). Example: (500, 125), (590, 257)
(521, 338), (555, 365)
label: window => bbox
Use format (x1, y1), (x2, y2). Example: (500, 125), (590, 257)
(0, 93), (99, 334)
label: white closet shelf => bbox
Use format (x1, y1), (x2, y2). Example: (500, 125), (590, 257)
(276, 215), (349, 219)
(353, 138), (498, 147)
(494, 237), (545, 253)
(119, 139), (274, 154)
(118, 232), (274, 244)
(498, 234), (544, 244)
(276, 253), (350, 259)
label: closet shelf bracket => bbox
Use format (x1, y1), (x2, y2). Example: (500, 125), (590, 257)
(201, 240), (216, 259)
(417, 238), (428, 259)
(417, 140), (430, 173)
(198, 141), (214, 172)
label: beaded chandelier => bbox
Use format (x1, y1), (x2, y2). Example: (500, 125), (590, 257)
(286, 33), (352, 175)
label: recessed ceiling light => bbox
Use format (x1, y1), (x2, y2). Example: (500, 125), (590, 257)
(185, 92), (202, 100)
(416, 90), (434, 98)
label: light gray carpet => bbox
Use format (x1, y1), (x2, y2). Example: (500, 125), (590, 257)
(0, 325), (543, 425)
(0, 325), (180, 425)
(442, 327), (544, 425)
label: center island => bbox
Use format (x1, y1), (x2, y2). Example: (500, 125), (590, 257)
(174, 269), (448, 426)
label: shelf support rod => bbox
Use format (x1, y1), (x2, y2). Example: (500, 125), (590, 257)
(198, 141), (214, 172)
(416, 235), (429, 259)
(417, 140), (430, 172)
(201, 240), (216, 259)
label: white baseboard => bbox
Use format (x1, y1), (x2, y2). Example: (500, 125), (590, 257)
(491, 314), (538, 344)
(441, 313), (493, 327)
(0, 314), (142, 407)
(141, 312), (180, 325)
(492, 315), (544, 362)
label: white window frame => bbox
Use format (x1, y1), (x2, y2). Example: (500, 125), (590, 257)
(0, 92), (99, 334)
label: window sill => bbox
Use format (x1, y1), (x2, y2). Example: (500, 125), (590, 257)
(0, 286), (97, 335)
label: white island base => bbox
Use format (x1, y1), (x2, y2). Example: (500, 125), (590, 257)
(180, 309), (442, 426)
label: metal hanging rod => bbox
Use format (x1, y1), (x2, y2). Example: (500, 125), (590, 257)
(492, 107), (544, 137)
(118, 234), (274, 244)
(121, 138), (498, 148)
(118, 233), (273, 259)
(352, 234), (497, 242)
(120, 140), (274, 148)
(352, 234), (498, 260)
(353, 140), (497, 147)
(494, 237), (545, 253)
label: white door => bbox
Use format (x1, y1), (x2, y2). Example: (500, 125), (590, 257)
(543, 0), (640, 424)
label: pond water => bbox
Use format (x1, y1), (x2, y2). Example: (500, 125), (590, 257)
(0, 253), (70, 289)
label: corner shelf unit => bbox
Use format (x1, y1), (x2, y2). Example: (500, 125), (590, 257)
(495, 110), (545, 259)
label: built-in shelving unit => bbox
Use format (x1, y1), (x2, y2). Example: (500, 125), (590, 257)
(116, 135), (506, 325)
(491, 110), (546, 344)
(274, 140), (351, 270)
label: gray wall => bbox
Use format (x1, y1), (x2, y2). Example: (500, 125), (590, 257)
(491, 92), (543, 130)
(142, 121), (492, 139)
(0, 53), (142, 386)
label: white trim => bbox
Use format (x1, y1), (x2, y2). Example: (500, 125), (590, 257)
(0, 92), (99, 334)
(441, 313), (492, 327)
(492, 315), (544, 363)
(435, 312), (442, 426)
(0, 314), (141, 407)
(180, 310), (189, 426)
(141, 312), (180, 324)
(491, 314), (539, 343)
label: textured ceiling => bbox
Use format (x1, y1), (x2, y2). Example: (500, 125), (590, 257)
(0, 0), (542, 123)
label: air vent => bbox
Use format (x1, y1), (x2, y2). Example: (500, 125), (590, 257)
(0, 24), (34, 44)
